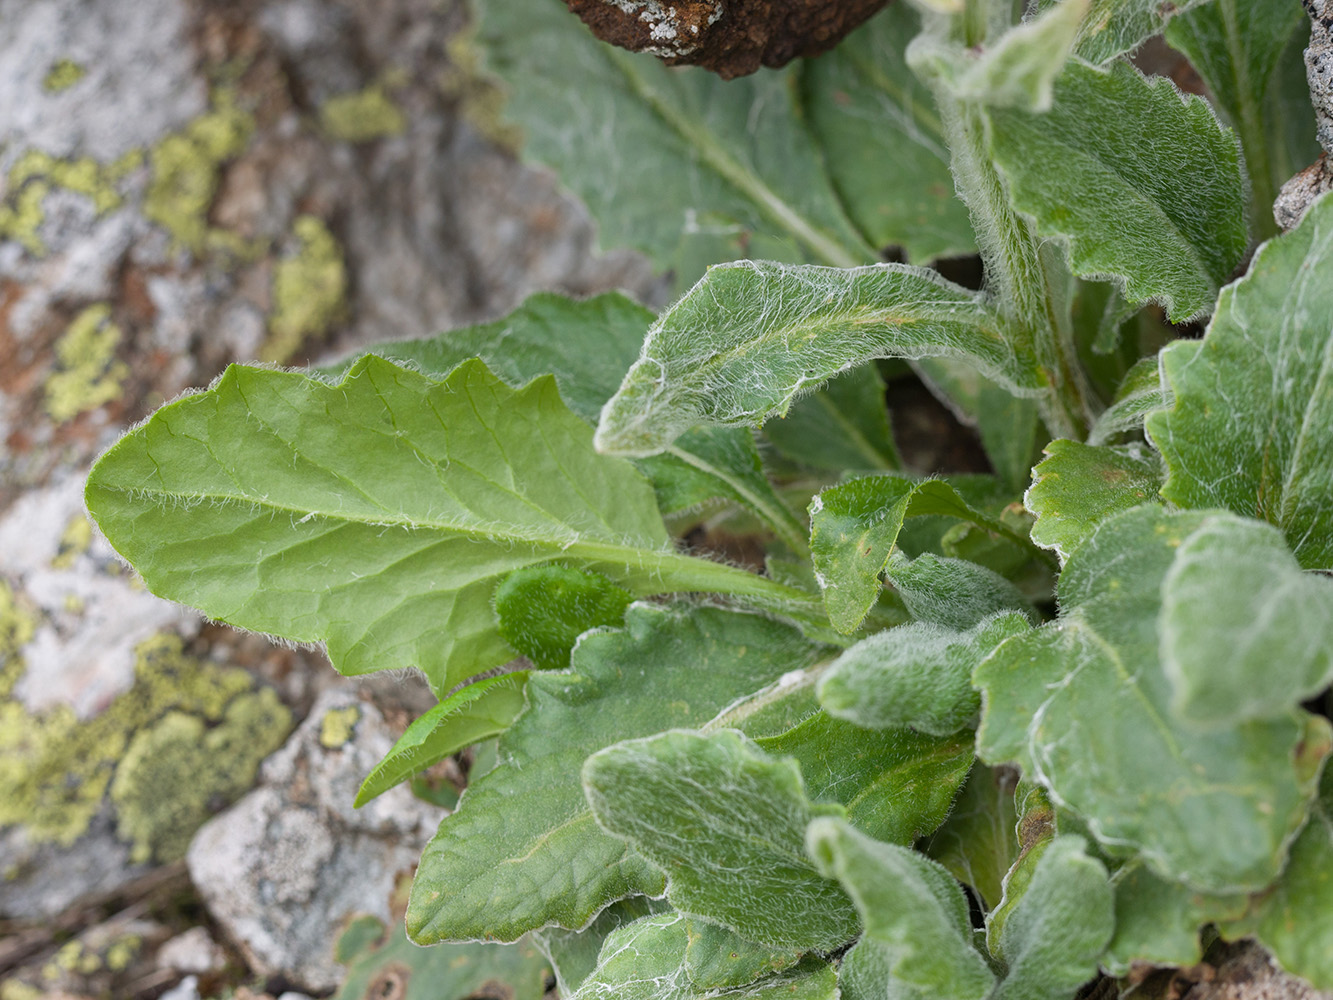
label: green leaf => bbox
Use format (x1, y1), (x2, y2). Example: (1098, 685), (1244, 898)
(1165, 0), (1317, 237)
(986, 836), (1113, 1000)
(754, 711), (975, 843)
(535, 898), (668, 996)
(1086, 357), (1170, 447)
(809, 475), (1036, 634)
(334, 916), (550, 1000)
(951, 0), (1089, 112)
(495, 565), (632, 672)
(474, 0), (873, 277)
(1035, 0), (1214, 64)
(355, 672), (529, 807)
(583, 729), (859, 952)
(973, 505), (1331, 891)
(925, 764), (1021, 911)
(1025, 439), (1163, 561)
(800, 3), (976, 262)
(1147, 193), (1333, 569)
(885, 552), (1037, 630)
(986, 58), (1247, 321)
(568, 913), (838, 1000)
(1104, 862), (1244, 975)
(763, 364), (901, 473)
(406, 603), (827, 943)
(1223, 767), (1333, 991)
(807, 818), (996, 1000)
(594, 261), (1040, 458)
(818, 614), (1030, 736)
(684, 920), (800, 990)
(1161, 514), (1333, 727)
(325, 290), (806, 553)
(86, 357), (787, 696)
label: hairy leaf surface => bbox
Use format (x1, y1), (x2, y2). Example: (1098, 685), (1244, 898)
(494, 565), (632, 672)
(808, 818), (995, 1000)
(407, 604), (826, 943)
(1086, 357), (1170, 446)
(595, 261), (1038, 458)
(569, 913), (837, 1000)
(1148, 193), (1333, 568)
(1035, 0), (1213, 64)
(926, 764), (1021, 910)
(764, 364), (901, 473)
(1161, 515), (1333, 726)
(535, 898), (667, 996)
(683, 920), (800, 991)
(974, 505), (1331, 891)
(584, 729), (858, 952)
(1025, 440), (1162, 561)
(986, 58), (1246, 320)
(885, 552), (1036, 630)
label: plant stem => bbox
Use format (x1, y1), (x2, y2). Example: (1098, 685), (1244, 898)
(932, 89), (1091, 440)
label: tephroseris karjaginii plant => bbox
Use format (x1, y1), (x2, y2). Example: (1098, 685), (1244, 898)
(83, 0), (1333, 995)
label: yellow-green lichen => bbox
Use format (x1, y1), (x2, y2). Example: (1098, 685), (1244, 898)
(50, 515), (94, 570)
(0, 581), (38, 700)
(104, 935), (141, 972)
(0, 150), (131, 255)
(319, 85), (408, 143)
(0, 634), (291, 852)
(43, 59), (87, 93)
(319, 705), (361, 749)
(144, 90), (255, 254)
(0, 979), (43, 1000)
(264, 215), (347, 361)
(44, 304), (130, 422)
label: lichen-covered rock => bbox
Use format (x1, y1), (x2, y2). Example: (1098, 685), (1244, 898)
(187, 686), (443, 993)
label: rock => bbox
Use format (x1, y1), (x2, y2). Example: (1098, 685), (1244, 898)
(186, 686), (444, 993)
(156, 926), (227, 975)
(160, 975), (202, 1000)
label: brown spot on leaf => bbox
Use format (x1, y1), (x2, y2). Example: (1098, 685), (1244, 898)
(365, 961), (411, 1000)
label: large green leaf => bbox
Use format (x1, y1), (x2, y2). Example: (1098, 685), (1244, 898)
(1035, 0), (1214, 64)
(334, 916), (549, 1000)
(809, 475), (1038, 634)
(800, 4), (975, 261)
(535, 898), (667, 996)
(925, 764), (1021, 911)
(474, 0), (873, 276)
(1161, 514), (1333, 727)
(884, 552), (1036, 630)
(86, 358), (788, 696)
(494, 565), (632, 672)
(763, 364), (901, 473)
(973, 505), (1331, 892)
(324, 291), (806, 552)
(594, 261), (1040, 458)
(406, 603), (827, 943)
(986, 57), (1247, 321)
(818, 614), (1029, 736)
(584, 729), (859, 952)
(807, 818), (995, 1000)
(754, 711), (975, 843)
(986, 836), (1113, 1000)
(355, 672), (530, 807)
(1103, 862), (1244, 975)
(1147, 192), (1333, 569)
(683, 920), (801, 991)
(1025, 439), (1163, 561)
(568, 913), (838, 1000)
(1165, 0), (1317, 237)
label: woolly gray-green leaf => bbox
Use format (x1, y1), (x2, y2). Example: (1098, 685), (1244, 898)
(818, 614), (1029, 736)
(801, 3), (976, 262)
(986, 836), (1114, 1000)
(535, 898), (668, 996)
(1147, 192), (1333, 569)
(594, 261), (1039, 458)
(951, 0), (1088, 112)
(754, 711), (975, 844)
(973, 505), (1332, 892)
(1103, 863), (1244, 975)
(1165, 0), (1317, 236)
(1086, 357), (1170, 446)
(807, 818), (995, 1000)
(406, 603), (827, 943)
(569, 913), (837, 1000)
(1035, 0), (1213, 64)
(986, 57), (1247, 321)
(683, 920), (800, 990)
(809, 475), (1036, 634)
(885, 552), (1037, 630)
(1025, 439), (1163, 561)
(583, 729), (859, 952)
(323, 291), (805, 552)
(763, 364), (901, 473)
(355, 672), (529, 807)
(926, 765), (1021, 911)
(87, 357), (748, 697)
(475, 0), (873, 278)
(1161, 514), (1333, 727)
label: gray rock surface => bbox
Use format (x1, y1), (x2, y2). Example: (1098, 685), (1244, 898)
(186, 686), (445, 992)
